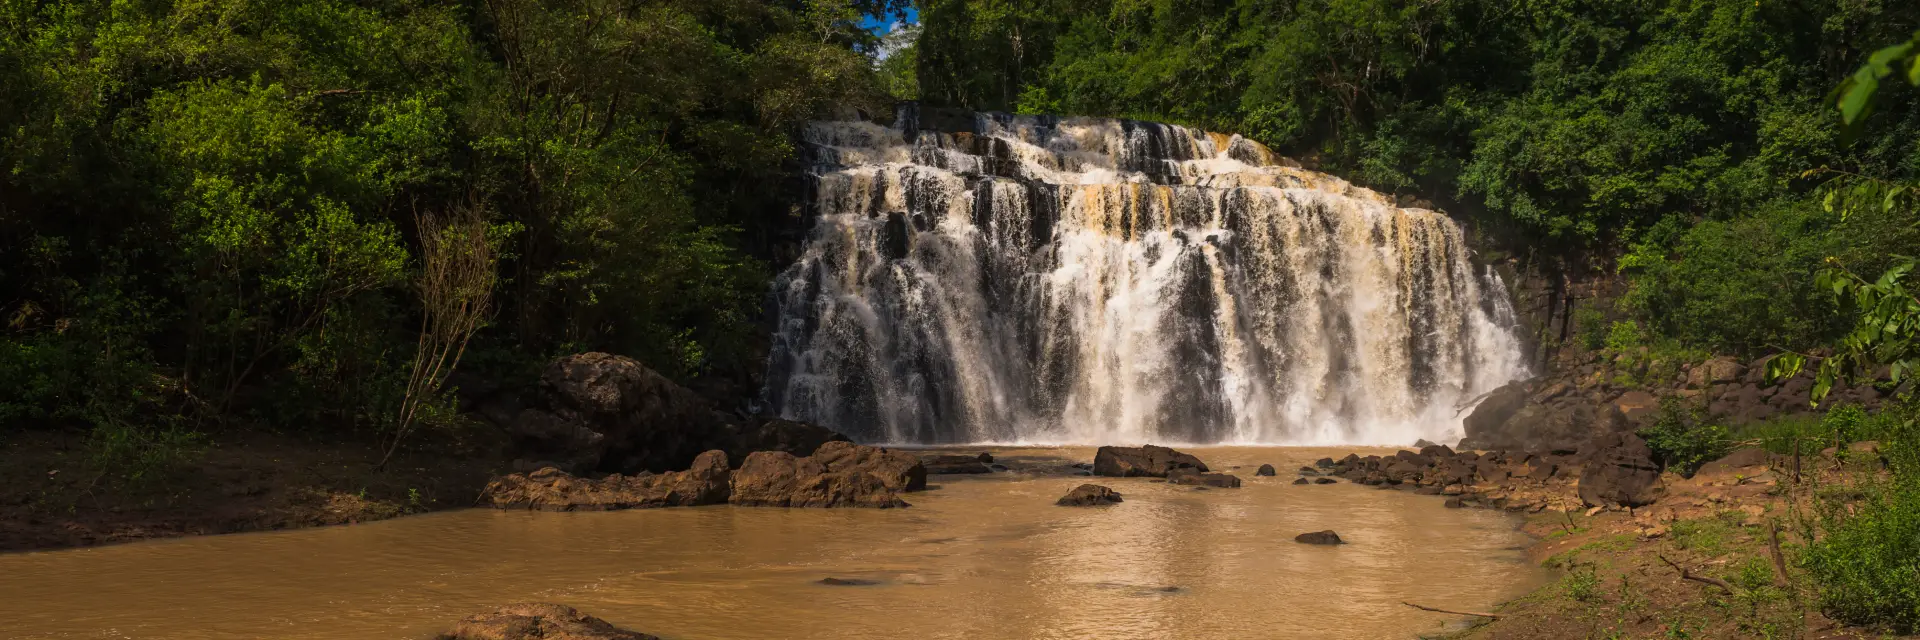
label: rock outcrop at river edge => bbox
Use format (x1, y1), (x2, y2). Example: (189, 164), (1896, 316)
(1327, 435), (1666, 511)
(469, 352), (847, 475)
(483, 441), (927, 510)
(1459, 353), (1893, 453)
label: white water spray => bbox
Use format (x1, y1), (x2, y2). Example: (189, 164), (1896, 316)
(764, 108), (1527, 445)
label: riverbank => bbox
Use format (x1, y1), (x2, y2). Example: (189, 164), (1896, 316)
(0, 429), (504, 553)
(1326, 443), (1906, 640)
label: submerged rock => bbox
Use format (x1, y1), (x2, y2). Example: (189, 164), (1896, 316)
(1313, 477), (1337, 485)
(817, 577), (881, 586)
(1169, 469), (1242, 488)
(1056, 484), (1123, 506)
(437, 603), (658, 640)
(1292, 477), (1309, 485)
(1294, 530), (1344, 545)
(922, 454), (992, 475)
(1092, 445), (1209, 477)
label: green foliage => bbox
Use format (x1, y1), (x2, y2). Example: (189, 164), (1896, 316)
(1639, 398), (1730, 477)
(1802, 417), (1920, 632)
(1564, 563), (1603, 602)
(1606, 321), (1646, 353)
(1575, 304), (1611, 351)
(917, 0), (1920, 249)
(0, 0), (893, 443)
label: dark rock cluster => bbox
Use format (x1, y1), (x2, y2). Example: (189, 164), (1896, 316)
(470, 352), (846, 475)
(1328, 435), (1665, 510)
(1092, 445), (1209, 477)
(1056, 484), (1123, 506)
(484, 441), (927, 510)
(438, 603), (658, 640)
(1461, 354), (1890, 453)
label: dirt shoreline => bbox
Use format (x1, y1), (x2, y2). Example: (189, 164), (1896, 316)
(0, 429), (504, 553)
(1322, 445), (1905, 640)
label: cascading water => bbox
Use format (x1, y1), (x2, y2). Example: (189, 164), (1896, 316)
(763, 107), (1528, 446)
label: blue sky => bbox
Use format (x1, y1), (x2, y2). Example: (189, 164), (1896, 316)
(860, 7), (918, 35)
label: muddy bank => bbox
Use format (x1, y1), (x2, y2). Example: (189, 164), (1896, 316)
(1300, 440), (1898, 639)
(0, 429), (504, 553)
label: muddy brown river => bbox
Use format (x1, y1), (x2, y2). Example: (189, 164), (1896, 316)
(0, 447), (1545, 639)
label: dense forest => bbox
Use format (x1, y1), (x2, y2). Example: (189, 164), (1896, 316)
(1, 0), (908, 465)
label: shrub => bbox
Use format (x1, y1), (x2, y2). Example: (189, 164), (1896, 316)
(1575, 304), (1610, 351)
(1639, 398), (1730, 477)
(1802, 403), (1920, 632)
(1605, 320), (1645, 353)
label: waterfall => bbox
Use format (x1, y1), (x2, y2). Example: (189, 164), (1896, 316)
(763, 107), (1528, 446)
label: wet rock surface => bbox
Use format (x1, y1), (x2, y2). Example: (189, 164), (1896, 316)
(484, 442), (926, 510)
(483, 451), (733, 511)
(1255, 464), (1277, 476)
(922, 453), (993, 475)
(437, 603), (658, 640)
(1169, 470), (1242, 488)
(1092, 445), (1209, 477)
(1294, 530), (1343, 545)
(1056, 484), (1124, 506)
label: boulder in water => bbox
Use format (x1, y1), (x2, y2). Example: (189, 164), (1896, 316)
(1056, 484), (1123, 506)
(1313, 477), (1337, 485)
(1255, 464), (1277, 476)
(730, 443), (921, 508)
(1092, 445), (1209, 477)
(1292, 477), (1309, 485)
(1294, 530), (1344, 545)
(483, 450), (732, 511)
(438, 603), (658, 640)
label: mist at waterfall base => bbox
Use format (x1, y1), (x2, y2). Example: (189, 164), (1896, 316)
(762, 107), (1528, 447)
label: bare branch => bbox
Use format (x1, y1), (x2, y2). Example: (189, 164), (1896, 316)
(1658, 555), (1736, 595)
(1401, 601), (1501, 619)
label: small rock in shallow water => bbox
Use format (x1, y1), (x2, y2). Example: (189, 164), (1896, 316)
(1056, 484), (1123, 506)
(1297, 466), (1319, 475)
(1444, 497), (1466, 509)
(1292, 477), (1309, 485)
(1168, 469), (1242, 488)
(1313, 478), (1337, 485)
(1255, 464), (1277, 476)
(438, 603), (658, 640)
(818, 577), (881, 586)
(1294, 530), (1344, 545)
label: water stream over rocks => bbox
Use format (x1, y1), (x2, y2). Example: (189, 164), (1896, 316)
(765, 108), (1528, 446)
